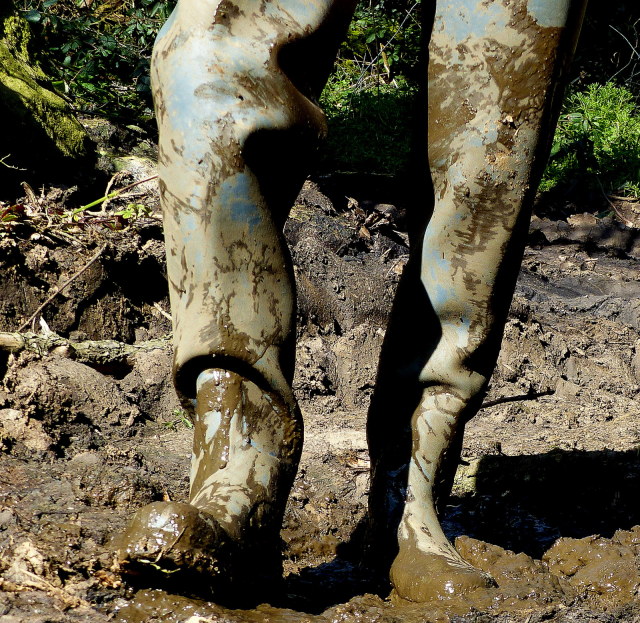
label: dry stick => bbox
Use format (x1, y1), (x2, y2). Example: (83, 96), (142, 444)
(596, 177), (635, 228)
(100, 171), (121, 213)
(0, 154), (26, 171)
(0, 331), (171, 363)
(153, 301), (173, 321)
(17, 244), (107, 332)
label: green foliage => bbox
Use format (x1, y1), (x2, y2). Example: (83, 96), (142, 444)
(164, 408), (193, 431)
(0, 203), (25, 224)
(340, 0), (421, 85)
(318, 0), (421, 175)
(319, 67), (417, 175)
(14, 0), (640, 198)
(18, 0), (175, 120)
(541, 83), (640, 197)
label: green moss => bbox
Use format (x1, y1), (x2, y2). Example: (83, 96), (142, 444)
(2, 15), (34, 67)
(0, 7), (92, 182)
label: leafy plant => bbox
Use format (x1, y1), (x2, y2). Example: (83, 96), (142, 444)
(0, 203), (26, 224)
(164, 408), (193, 431)
(339, 0), (422, 87)
(318, 0), (421, 176)
(19, 0), (175, 120)
(541, 83), (640, 197)
(113, 202), (151, 220)
(319, 70), (417, 175)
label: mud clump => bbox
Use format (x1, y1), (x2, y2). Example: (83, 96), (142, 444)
(543, 529), (640, 608)
(114, 533), (640, 622)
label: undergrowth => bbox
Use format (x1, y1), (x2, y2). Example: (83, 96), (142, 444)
(317, 0), (421, 176)
(319, 68), (417, 176)
(18, 0), (175, 120)
(15, 0), (640, 197)
(541, 83), (640, 198)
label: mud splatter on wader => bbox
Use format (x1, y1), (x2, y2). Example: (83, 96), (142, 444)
(114, 0), (588, 604)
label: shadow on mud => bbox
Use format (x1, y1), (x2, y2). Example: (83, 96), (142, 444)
(446, 447), (640, 558)
(281, 448), (640, 613)
(281, 557), (385, 614)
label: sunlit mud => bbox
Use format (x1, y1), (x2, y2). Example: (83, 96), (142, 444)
(114, 527), (640, 623)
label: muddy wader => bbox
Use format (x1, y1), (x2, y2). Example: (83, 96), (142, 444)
(115, 0), (588, 603)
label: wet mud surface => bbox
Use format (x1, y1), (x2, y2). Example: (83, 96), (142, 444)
(0, 179), (639, 622)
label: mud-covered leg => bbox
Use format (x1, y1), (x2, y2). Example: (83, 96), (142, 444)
(114, 0), (355, 591)
(367, 0), (588, 603)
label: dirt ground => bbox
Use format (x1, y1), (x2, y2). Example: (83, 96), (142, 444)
(0, 166), (639, 622)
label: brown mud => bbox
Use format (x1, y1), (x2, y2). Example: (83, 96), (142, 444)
(0, 176), (639, 622)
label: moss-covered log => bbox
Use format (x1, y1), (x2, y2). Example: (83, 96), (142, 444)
(0, 2), (94, 191)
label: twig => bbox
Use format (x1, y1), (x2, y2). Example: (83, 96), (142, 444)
(100, 171), (121, 213)
(153, 301), (172, 321)
(44, 228), (87, 248)
(354, 1), (419, 91)
(596, 177), (634, 228)
(481, 389), (555, 409)
(0, 154), (26, 171)
(17, 244), (107, 332)
(608, 25), (640, 83)
(609, 25), (640, 60)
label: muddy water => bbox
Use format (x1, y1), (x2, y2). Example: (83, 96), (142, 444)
(114, 527), (640, 623)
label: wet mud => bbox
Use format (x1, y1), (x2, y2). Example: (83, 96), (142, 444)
(114, 529), (640, 622)
(0, 179), (639, 622)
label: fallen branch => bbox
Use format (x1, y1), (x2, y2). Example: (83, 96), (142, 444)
(0, 331), (172, 365)
(153, 301), (172, 321)
(17, 244), (107, 332)
(596, 178), (635, 228)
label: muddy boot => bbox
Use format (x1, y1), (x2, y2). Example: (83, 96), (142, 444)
(366, 0), (588, 604)
(112, 0), (355, 599)
(366, 322), (495, 602)
(387, 392), (495, 602)
(114, 368), (302, 597)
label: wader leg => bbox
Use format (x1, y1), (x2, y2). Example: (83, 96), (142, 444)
(367, 0), (588, 603)
(114, 0), (355, 591)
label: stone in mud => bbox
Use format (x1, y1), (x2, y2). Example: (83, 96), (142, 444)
(0, 407), (51, 452)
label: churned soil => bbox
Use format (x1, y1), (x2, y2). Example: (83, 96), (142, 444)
(0, 174), (638, 623)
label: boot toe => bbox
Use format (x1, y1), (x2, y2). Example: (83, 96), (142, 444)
(390, 549), (495, 603)
(113, 501), (231, 576)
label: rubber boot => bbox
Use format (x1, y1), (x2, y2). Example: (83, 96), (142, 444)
(114, 368), (301, 597)
(114, 0), (356, 597)
(366, 0), (588, 603)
